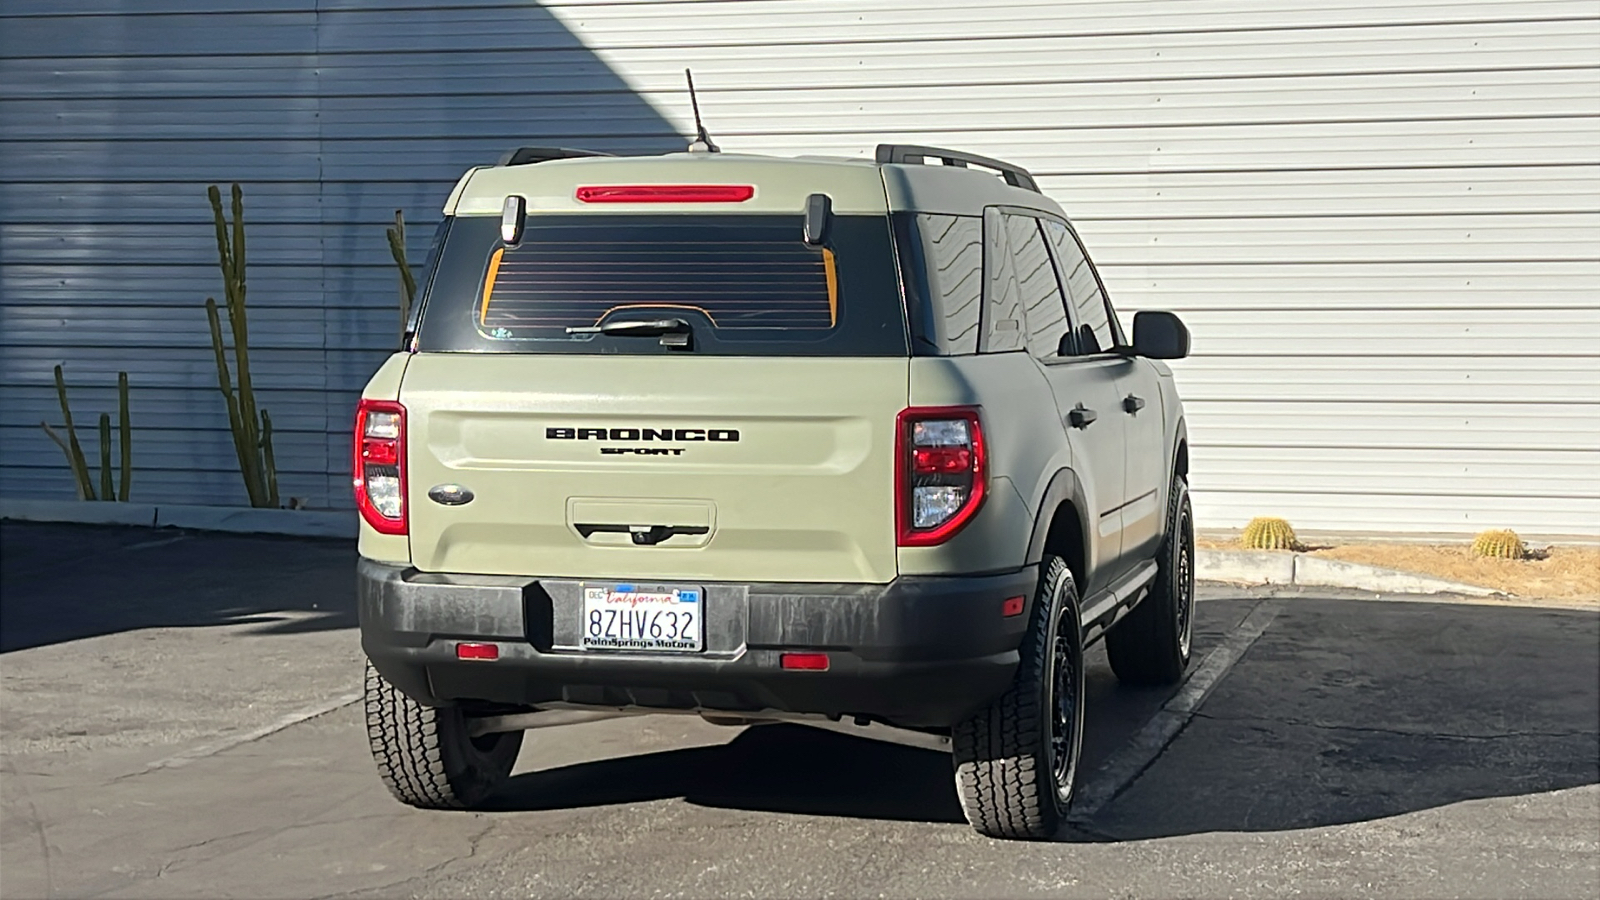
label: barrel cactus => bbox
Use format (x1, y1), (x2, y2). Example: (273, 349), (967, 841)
(1471, 529), (1525, 560)
(1242, 516), (1300, 551)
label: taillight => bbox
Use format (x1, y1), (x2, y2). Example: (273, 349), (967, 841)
(896, 406), (986, 547)
(354, 399), (407, 535)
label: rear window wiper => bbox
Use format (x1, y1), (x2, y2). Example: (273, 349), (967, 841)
(565, 317), (694, 349)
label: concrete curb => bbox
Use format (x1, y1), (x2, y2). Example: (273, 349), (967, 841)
(1197, 548), (1503, 597)
(0, 499), (356, 539)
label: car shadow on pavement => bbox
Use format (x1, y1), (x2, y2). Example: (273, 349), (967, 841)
(0, 522), (358, 652)
(491, 598), (1600, 837)
(491, 722), (968, 823)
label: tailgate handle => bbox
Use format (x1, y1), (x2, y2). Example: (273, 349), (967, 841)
(574, 523), (711, 546)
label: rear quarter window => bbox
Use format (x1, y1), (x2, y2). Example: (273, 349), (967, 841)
(415, 214), (908, 357)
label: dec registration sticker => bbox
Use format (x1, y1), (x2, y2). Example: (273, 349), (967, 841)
(581, 584), (703, 652)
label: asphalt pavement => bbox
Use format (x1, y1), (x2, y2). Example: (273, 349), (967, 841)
(1, 521), (1596, 899)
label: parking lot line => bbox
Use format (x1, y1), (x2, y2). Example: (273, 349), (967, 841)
(1070, 599), (1282, 824)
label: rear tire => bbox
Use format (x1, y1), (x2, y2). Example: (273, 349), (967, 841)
(1106, 474), (1195, 686)
(952, 556), (1085, 840)
(364, 660), (522, 809)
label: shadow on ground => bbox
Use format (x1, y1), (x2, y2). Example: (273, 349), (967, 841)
(0, 521), (356, 652)
(491, 598), (1599, 840)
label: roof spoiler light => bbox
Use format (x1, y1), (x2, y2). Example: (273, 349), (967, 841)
(575, 184), (754, 204)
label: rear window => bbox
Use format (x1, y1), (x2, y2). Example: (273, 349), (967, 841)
(415, 214), (908, 356)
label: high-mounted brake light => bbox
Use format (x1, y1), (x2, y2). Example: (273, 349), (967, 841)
(896, 406), (986, 547)
(574, 184), (755, 204)
(354, 399), (407, 535)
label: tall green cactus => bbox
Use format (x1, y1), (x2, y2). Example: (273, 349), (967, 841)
(386, 209), (416, 341)
(42, 364), (94, 499)
(206, 182), (278, 508)
(39, 365), (132, 501)
(118, 372), (131, 502)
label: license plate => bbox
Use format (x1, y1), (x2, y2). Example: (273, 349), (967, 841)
(580, 584), (703, 652)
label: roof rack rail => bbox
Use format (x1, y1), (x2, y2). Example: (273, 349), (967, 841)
(496, 147), (616, 167)
(874, 144), (1039, 193)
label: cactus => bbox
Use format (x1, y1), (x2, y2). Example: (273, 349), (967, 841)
(386, 209), (416, 341)
(98, 413), (113, 501)
(1242, 516), (1300, 551)
(118, 372), (131, 502)
(39, 366), (132, 501)
(206, 182), (279, 508)
(1471, 529), (1525, 560)
(43, 364), (95, 499)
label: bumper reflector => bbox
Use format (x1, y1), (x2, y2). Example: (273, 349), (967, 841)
(1001, 595), (1025, 617)
(780, 652), (830, 671)
(456, 642), (500, 661)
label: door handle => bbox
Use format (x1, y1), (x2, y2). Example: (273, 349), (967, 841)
(1123, 394), (1146, 414)
(1068, 405), (1098, 429)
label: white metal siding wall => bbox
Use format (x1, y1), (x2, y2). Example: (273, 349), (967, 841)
(540, 0), (1600, 535)
(2, 0), (1596, 536)
(0, 0), (681, 508)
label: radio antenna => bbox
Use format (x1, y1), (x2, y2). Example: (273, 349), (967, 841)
(685, 69), (719, 153)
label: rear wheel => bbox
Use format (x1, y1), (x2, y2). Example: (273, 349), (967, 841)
(364, 660), (522, 809)
(952, 556), (1085, 840)
(1106, 474), (1194, 686)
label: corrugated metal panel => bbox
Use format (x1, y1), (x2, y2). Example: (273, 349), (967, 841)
(0, 0), (682, 507)
(515, 0), (1599, 535)
(2, 0), (1596, 535)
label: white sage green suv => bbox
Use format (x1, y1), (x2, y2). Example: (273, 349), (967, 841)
(355, 143), (1194, 839)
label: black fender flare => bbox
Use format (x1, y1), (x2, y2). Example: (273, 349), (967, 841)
(1025, 468), (1092, 569)
(1171, 417), (1189, 479)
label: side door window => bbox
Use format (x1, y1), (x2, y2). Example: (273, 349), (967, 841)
(1042, 219), (1116, 354)
(1003, 213), (1071, 360)
(981, 208), (1026, 353)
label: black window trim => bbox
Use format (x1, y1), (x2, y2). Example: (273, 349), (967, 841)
(977, 206), (1025, 355)
(403, 216), (454, 352)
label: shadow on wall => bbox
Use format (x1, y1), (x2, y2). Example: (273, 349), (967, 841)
(0, 0), (684, 507)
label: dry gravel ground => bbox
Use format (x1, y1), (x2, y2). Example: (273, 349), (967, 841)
(2, 522), (1597, 899)
(1200, 537), (1600, 604)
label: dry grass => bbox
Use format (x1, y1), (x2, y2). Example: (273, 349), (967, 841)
(1197, 536), (1600, 604)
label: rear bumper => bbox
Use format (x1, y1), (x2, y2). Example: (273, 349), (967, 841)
(358, 559), (1037, 728)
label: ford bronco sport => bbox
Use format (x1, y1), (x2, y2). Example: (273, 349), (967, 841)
(356, 143), (1194, 840)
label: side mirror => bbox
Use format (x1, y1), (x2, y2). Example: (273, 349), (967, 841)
(1132, 310), (1190, 359)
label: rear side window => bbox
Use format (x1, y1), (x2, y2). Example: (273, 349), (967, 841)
(415, 214), (908, 356)
(895, 213), (983, 355)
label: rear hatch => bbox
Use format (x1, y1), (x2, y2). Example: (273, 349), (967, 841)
(399, 190), (910, 584)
